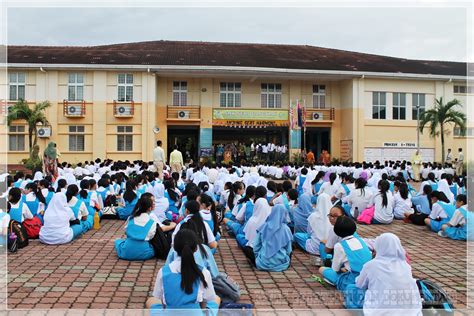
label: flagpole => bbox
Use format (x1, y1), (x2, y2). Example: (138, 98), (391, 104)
(303, 99), (307, 154)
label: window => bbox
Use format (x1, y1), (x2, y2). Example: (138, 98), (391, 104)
(312, 85), (326, 108)
(454, 126), (474, 137)
(261, 83), (282, 108)
(372, 92), (386, 119)
(68, 73), (84, 101)
(220, 82), (241, 107)
(412, 93), (425, 120)
(173, 81), (187, 106)
(392, 92), (406, 120)
(68, 125), (85, 151)
(8, 126), (25, 151)
(454, 85), (474, 94)
(9, 72), (26, 101)
(117, 74), (133, 102)
(117, 126), (133, 151)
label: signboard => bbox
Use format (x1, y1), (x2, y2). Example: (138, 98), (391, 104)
(213, 120), (288, 127)
(213, 109), (288, 121)
(199, 148), (213, 157)
(199, 128), (212, 149)
(383, 142), (417, 148)
(340, 140), (353, 161)
(364, 147), (435, 162)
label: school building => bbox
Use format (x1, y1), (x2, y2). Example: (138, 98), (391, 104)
(1, 40), (471, 165)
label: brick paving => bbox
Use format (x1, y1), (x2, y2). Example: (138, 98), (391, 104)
(6, 217), (468, 311)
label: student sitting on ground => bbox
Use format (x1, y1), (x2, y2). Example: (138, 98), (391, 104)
(424, 191), (453, 233)
(393, 181), (413, 220)
(8, 187), (33, 223)
(115, 193), (173, 261)
(198, 194), (220, 239)
(440, 194), (471, 240)
(253, 204), (293, 272)
(39, 193), (83, 245)
(147, 229), (220, 312)
(318, 216), (372, 294)
(407, 184), (433, 225)
(66, 184), (91, 233)
(355, 233), (422, 314)
(370, 180), (394, 225)
(293, 194), (313, 233)
(117, 180), (139, 220)
(224, 185), (256, 237)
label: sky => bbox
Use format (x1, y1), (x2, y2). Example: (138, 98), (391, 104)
(6, 5), (472, 62)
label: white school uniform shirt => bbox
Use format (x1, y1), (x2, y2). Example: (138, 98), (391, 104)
(262, 145), (268, 153)
(345, 188), (373, 217)
(68, 196), (89, 218)
(448, 207), (467, 227)
(24, 192), (45, 213)
(335, 183), (355, 200)
(429, 202), (447, 220)
(10, 200), (33, 222)
(393, 192), (413, 218)
(275, 168), (283, 179)
(332, 235), (364, 272)
(0, 211), (11, 235)
(152, 257), (216, 305)
(317, 182), (339, 197)
(371, 192), (395, 224)
(421, 167), (431, 180)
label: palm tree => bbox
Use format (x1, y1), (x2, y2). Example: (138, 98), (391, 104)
(7, 100), (51, 158)
(419, 97), (466, 162)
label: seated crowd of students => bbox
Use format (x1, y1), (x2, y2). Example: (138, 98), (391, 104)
(0, 157), (469, 313)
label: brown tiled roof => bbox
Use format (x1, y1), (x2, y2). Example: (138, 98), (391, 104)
(7, 40), (468, 76)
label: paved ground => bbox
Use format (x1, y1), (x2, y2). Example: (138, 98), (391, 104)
(7, 217), (468, 310)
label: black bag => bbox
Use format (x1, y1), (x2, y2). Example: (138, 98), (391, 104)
(416, 279), (454, 312)
(8, 220), (28, 249)
(149, 225), (171, 260)
(69, 219), (81, 226)
(212, 272), (241, 303)
(216, 205), (226, 223)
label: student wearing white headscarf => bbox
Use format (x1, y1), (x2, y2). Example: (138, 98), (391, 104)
(294, 193), (332, 255)
(33, 171), (43, 182)
(356, 233), (422, 316)
(39, 193), (82, 245)
(437, 178), (455, 204)
(241, 188), (272, 248)
(150, 183), (169, 223)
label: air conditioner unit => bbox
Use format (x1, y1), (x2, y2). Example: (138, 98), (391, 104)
(312, 112), (324, 120)
(67, 105), (82, 115)
(178, 110), (190, 119)
(37, 126), (51, 138)
(117, 105), (132, 115)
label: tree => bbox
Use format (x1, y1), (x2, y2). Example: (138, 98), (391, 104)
(419, 97), (466, 162)
(7, 100), (51, 158)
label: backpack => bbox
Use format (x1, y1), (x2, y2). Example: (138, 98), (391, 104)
(416, 279), (454, 312)
(101, 206), (118, 219)
(8, 220), (29, 249)
(216, 205), (226, 223)
(212, 272), (240, 303)
(149, 225), (171, 260)
(22, 217), (42, 239)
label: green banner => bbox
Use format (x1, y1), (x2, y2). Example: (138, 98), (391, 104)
(213, 109), (288, 121)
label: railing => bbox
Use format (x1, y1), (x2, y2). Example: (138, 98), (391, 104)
(167, 105), (201, 121)
(305, 108), (335, 122)
(63, 100), (86, 117)
(113, 100), (135, 117)
(0, 100), (35, 114)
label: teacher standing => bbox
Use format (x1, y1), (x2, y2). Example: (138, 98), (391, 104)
(411, 150), (422, 182)
(153, 140), (166, 180)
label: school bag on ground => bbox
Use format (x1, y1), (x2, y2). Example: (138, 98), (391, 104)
(8, 220), (28, 249)
(101, 206), (118, 219)
(149, 225), (171, 260)
(416, 279), (454, 312)
(212, 272), (240, 303)
(22, 217), (42, 239)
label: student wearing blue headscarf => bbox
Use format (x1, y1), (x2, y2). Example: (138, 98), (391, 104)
(293, 194), (313, 233)
(253, 204), (293, 272)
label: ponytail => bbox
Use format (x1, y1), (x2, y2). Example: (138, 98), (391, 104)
(228, 182), (243, 210)
(185, 200), (209, 244)
(66, 185), (79, 203)
(132, 193), (153, 218)
(329, 173), (337, 185)
(378, 180), (390, 208)
(174, 229), (208, 294)
(311, 171), (325, 185)
(237, 185), (256, 205)
(79, 179), (90, 199)
(123, 180), (137, 203)
(56, 179), (67, 193)
(164, 180), (179, 202)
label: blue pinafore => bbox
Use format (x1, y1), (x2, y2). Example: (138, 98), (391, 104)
(23, 195), (40, 216)
(117, 196), (139, 220)
(431, 202), (456, 232)
(114, 217), (155, 260)
(9, 201), (24, 223)
(445, 207), (473, 241)
(297, 175), (306, 196)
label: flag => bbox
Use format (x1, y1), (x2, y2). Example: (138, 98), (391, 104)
(303, 99), (307, 129)
(297, 99), (303, 128)
(289, 100), (294, 130)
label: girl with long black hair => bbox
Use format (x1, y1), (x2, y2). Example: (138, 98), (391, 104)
(393, 182), (413, 220)
(198, 193), (219, 237)
(172, 200), (217, 251)
(370, 180), (394, 224)
(147, 229), (220, 311)
(66, 184), (90, 233)
(425, 191), (454, 232)
(117, 180), (139, 220)
(164, 179), (181, 221)
(115, 193), (157, 260)
(224, 185), (256, 237)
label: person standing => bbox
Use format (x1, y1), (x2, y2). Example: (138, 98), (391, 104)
(170, 145), (184, 174)
(411, 150), (422, 182)
(262, 143), (268, 161)
(250, 142), (256, 160)
(43, 142), (59, 181)
(456, 148), (464, 175)
(153, 140), (166, 179)
(306, 149), (315, 164)
(445, 148), (453, 164)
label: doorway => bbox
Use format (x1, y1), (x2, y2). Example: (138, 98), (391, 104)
(167, 126), (199, 162)
(304, 127), (331, 161)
